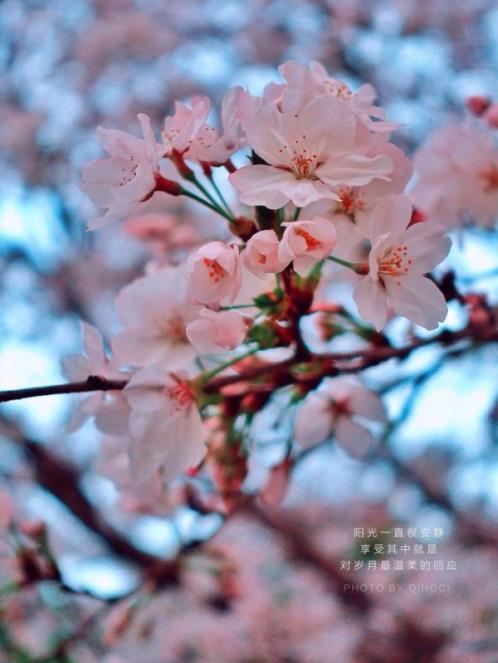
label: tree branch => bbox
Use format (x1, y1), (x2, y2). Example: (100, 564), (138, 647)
(0, 319), (495, 404)
(207, 321), (498, 392)
(0, 376), (127, 403)
(0, 416), (180, 583)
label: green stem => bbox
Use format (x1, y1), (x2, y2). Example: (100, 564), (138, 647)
(220, 304), (255, 310)
(327, 255), (358, 271)
(190, 174), (231, 216)
(180, 187), (233, 221)
(292, 206), (301, 221)
(193, 173), (235, 219)
(200, 347), (259, 383)
(209, 174), (235, 218)
(275, 208), (285, 234)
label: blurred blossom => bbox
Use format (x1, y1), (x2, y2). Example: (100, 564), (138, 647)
(0, 1), (497, 661)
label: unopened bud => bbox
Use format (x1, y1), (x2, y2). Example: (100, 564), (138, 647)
(466, 95), (490, 116)
(155, 174), (182, 196)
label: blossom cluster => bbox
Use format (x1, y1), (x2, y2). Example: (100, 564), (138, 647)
(73, 61), (496, 503)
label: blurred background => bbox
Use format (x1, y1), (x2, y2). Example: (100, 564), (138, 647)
(1, 1), (498, 661)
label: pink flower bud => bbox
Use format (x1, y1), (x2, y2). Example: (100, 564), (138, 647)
(187, 241), (241, 306)
(466, 95), (490, 116)
(243, 229), (289, 277)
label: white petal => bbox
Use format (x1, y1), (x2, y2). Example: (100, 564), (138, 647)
(349, 388), (387, 423)
(186, 318), (220, 354)
(298, 95), (356, 157)
(367, 194), (413, 238)
(230, 165), (297, 209)
(125, 366), (172, 412)
(353, 276), (390, 330)
(335, 417), (375, 458)
(161, 406), (205, 483)
(66, 393), (103, 433)
(97, 127), (144, 159)
(294, 396), (334, 448)
(385, 274), (447, 330)
(79, 181), (115, 206)
(81, 322), (106, 366)
(319, 153), (392, 187)
(95, 395), (130, 435)
(404, 224), (452, 273)
(61, 354), (91, 382)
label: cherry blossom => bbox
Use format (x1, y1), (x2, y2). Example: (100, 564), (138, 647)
(160, 96), (211, 158)
(243, 229), (289, 277)
(281, 60), (398, 133)
(123, 213), (199, 262)
(62, 322), (129, 433)
(62, 322), (120, 383)
(230, 91), (393, 209)
(412, 123), (498, 228)
(294, 377), (387, 456)
(111, 264), (198, 368)
(94, 435), (165, 507)
(124, 365), (205, 485)
(278, 217), (337, 276)
(186, 308), (250, 354)
(353, 221), (451, 330)
(186, 87), (245, 165)
(81, 114), (163, 229)
(187, 241), (242, 307)
(124, 212), (176, 242)
(5, 1), (498, 655)
(93, 435), (133, 494)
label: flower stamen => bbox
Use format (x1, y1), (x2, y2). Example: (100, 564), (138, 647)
(378, 245), (413, 277)
(203, 258), (227, 283)
(295, 227), (322, 251)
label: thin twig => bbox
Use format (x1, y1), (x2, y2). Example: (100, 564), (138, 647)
(0, 323), (496, 403)
(0, 376), (127, 403)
